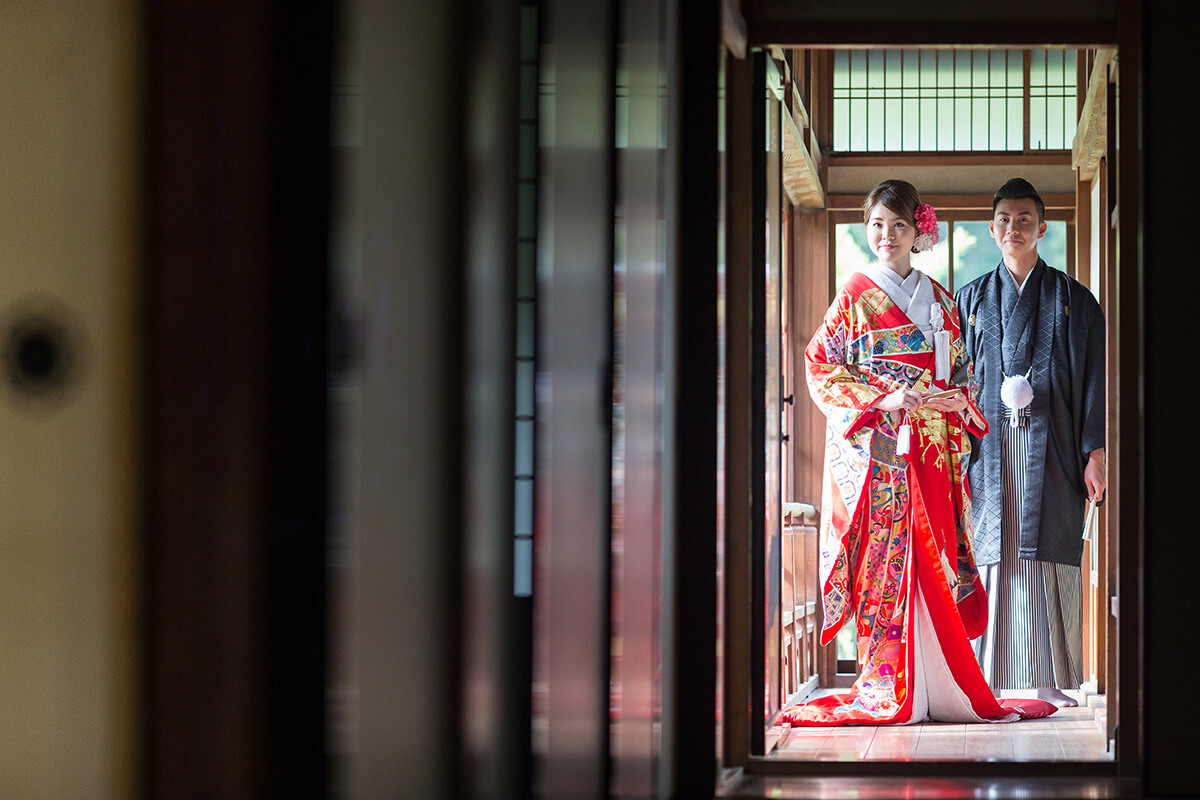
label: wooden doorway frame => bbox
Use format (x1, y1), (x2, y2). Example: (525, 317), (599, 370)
(719, 2), (1141, 783)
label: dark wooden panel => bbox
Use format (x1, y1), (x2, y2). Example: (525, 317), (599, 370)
(742, 1), (1118, 47)
(673, 0), (721, 793)
(1140, 0), (1199, 795)
(142, 1), (331, 796)
(749, 0), (1117, 24)
(723, 46), (754, 771)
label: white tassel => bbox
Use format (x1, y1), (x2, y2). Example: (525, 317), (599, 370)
(934, 330), (951, 381)
(930, 303), (950, 381)
(897, 414), (911, 456)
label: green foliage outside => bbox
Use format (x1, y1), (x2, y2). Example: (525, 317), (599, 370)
(835, 220), (1068, 294)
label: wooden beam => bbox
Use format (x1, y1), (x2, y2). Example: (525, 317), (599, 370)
(745, 21), (1117, 48)
(722, 0), (747, 59)
(782, 106), (825, 208)
(826, 193), (1076, 212)
(1072, 48), (1114, 181)
(790, 81), (809, 129)
(826, 153), (1072, 167)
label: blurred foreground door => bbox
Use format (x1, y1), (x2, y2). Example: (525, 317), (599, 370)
(750, 49), (786, 756)
(0, 3), (138, 795)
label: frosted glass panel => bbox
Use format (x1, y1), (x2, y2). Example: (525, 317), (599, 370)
(832, 48), (1077, 152)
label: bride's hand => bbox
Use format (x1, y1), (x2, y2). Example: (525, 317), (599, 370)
(921, 390), (967, 414)
(875, 387), (923, 412)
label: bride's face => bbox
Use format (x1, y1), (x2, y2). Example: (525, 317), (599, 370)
(865, 203), (916, 268)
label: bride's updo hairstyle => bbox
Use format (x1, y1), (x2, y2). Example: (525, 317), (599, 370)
(862, 179), (923, 253)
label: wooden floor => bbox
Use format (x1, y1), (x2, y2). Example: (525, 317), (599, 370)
(770, 688), (1112, 762)
(723, 775), (1136, 799)
(717, 690), (1126, 799)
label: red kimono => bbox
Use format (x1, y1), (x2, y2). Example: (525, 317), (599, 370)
(782, 271), (1054, 725)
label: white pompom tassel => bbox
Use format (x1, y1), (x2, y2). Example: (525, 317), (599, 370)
(1000, 371), (1034, 427)
(897, 413), (911, 456)
(930, 304), (950, 381)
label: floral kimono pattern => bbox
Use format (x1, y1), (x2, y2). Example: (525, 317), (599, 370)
(782, 270), (1054, 725)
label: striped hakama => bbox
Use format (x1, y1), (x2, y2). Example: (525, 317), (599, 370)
(973, 406), (1083, 690)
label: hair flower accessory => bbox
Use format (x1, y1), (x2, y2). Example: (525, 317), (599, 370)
(913, 203), (940, 253)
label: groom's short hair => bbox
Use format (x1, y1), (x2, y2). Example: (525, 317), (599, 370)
(993, 177), (1045, 222)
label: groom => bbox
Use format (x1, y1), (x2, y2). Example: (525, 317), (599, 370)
(955, 177), (1107, 708)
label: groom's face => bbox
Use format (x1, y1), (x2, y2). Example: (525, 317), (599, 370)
(990, 198), (1046, 260)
